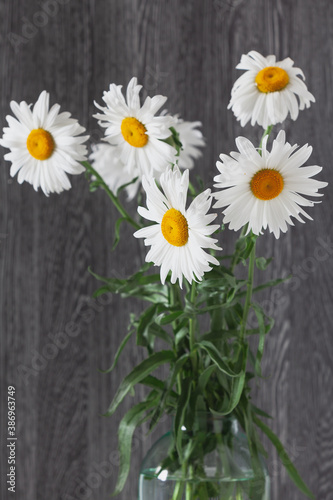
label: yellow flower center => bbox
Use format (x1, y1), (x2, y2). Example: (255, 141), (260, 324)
(250, 169), (284, 200)
(161, 208), (189, 247)
(121, 117), (148, 147)
(255, 66), (289, 93)
(26, 128), (55, 160)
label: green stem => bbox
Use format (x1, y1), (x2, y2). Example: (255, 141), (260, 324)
(237, 126), (271, 340)
(170, 283), (183, 394)
(258, 124), (273, 153)
(184, 463), (194, 500)
(82, 161), (141, 230)
(230, 224), (248, 273)
(236, 484), (244, 500)
(240, 236), (257, 343)
(185, 481), (193, 500)
(171, 480), (185, 500)
(231, 125), (273, 274)
(171, 461), (189, 500)
(189, 281), (197, 372)
(188, 180), (196, 197)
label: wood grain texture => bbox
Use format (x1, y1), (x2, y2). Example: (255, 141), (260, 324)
(0, 0), (332, 499)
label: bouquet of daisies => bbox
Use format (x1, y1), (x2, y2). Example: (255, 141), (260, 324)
(0, 51), (326, 499)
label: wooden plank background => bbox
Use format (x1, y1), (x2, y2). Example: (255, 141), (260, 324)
(0, 0), (332, 499)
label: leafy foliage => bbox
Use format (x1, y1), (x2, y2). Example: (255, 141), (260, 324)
(87, 223), (313, 499)
(84, 131), (314, 498)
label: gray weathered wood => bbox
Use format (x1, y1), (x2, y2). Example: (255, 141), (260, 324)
(0, 0), (332, 499)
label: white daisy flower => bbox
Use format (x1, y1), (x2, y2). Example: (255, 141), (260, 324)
(93, 77), (177, 179)
(214, 131), (327, 239)
(90, 143), (140, 200)
(228, 51), (315, 128)
(175, 118), (205, 170)
(0, 91), (89, 196)
(134, 166), (221, 288)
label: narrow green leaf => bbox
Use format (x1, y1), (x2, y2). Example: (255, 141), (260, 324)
(198, 365), (216, 393)
(99, 328), (134, 374)
(112, 397), (157, 496)
(147, 323), (173, 346)
(89, 262), (168, 304)
(88, 180), (101, 192)
(198, 275), (237, 290)
(104, 350), (175, 417)
(139, 375), (165, 392)
(165, 126), (183, 155)
(226, 345), (248, 413)
(251, 404), (272, 420)
(252, 303), (266, 377)
(211, 344), (248, 415)
(174, 326), (189, 347)
(174, 377), (192, 459)
(247, 325), (272, 336)
(196, 340), (239, 377)
(252, 276), (291, 293)
(137, 304), (159, 340)
(158, 310), (185, 325)
(92, 285), (114, 298)
(254, 416), (315, 499)
(149, 354), (189, 432)
(203, 329), (238, 341)
(116, 176), (139, 196)
(242, 404), (267, 500)
(224, 304), (244, 330)
(255, 256), (273, 270)
(235, 276), (291, 300)
(233, 233), (257, 266)
(112, 217), (127, 250)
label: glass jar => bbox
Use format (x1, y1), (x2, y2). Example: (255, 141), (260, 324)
(138, 414), (270, 500)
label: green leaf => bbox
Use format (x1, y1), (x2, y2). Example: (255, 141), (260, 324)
(90, 261), (150, 286)
(251, 404), (272, 420)
(202, 329), (238, 342)
(88, 180), (100, 192)
(174, 377), (192, 459)
(99, 328), (134, 374)
(203, 327), (271, 341)
(198, 365), (216, 393)
(116, 176), (139, 196)
(174, 325), (189, 347)
(238, 233), (257, 264)
(241, 404), (267, 500)
(198, 274), (237, 291)
(254, 416), (315, 499)
(147, 323), (173, 346)
(158, 310), (185, 325)
(149, 354), (190, 432)
(211, 344), (248, 415)
(162, 127), (183, 155)
(196, 340), (240, 377)
(112, 217), (127, 250)
(104, 350), (175, 417)
(255, 256), (273, 270)
(227, 344), (248, 411)
(224, 303), (244, 330)
(195, 395), (207, 413)
(93, 285), (115, 297)
(140, 375), (165, 392)
(251, 276), (291, 294)
(137, 303), (160, 345)
(112, 397), (157, 496)
(90, 262), (168, 304)
(252, 303), (267, 377)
